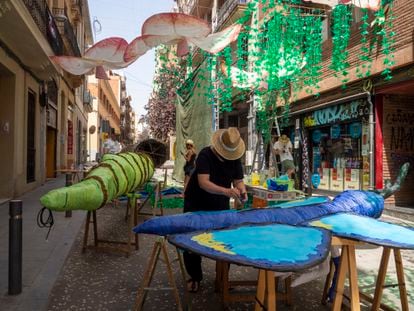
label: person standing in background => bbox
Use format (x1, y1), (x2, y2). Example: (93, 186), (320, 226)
(183, 139), (197, 191)
(273, 132), (295, 179)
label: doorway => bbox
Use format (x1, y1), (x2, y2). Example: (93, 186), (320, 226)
(27, 91), (36, 183)
(0, 65), (15, 200)
(46, 127), (56, 178)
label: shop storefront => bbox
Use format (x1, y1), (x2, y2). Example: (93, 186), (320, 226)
(302, 99), (371, 192)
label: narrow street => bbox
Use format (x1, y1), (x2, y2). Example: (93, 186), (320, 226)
(1, 0), (414, 310)
(45, 191), (414, 311)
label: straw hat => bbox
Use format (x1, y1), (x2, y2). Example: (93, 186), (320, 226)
(185, 139), (194, 146)
(211, 127), (245, 160)
(278, 134), (290, 144)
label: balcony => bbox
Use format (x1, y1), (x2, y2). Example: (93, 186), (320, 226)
(213, 0), (247, 32)
(22, 0), (64, 55)
(83, 90), (93, 113)
(52, 8), (81, 56)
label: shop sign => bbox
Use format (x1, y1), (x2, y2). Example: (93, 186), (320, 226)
(312, 130), (322, 143)
(303, 99), (369, 127)
(350, 123), (362, 138)
(330, 124), (341, 139)
(311, 173), (321, 188)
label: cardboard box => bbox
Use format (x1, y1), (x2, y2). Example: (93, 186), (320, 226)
(318, 168), (330, 190)
(330, 168), (344, 192)
(344, 169), (361, 190)
(246, 186), (296, 207)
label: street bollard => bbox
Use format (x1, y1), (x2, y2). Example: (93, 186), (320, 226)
(8, 200), (22, 295)
(65, 174), (72, 218)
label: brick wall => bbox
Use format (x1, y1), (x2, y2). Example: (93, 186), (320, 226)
(382, 95), (414, 207)
(297, 0), (414, 99)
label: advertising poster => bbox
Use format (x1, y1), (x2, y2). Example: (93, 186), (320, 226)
(361, 123), (369, 156)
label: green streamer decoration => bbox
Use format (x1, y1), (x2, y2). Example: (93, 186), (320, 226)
(152, 0), (397, 142)
(329, 4), (352, 86)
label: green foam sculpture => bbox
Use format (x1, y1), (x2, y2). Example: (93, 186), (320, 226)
(40, 152), (155, 211)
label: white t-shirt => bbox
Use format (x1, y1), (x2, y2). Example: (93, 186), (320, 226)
(273, 140), (293, 162)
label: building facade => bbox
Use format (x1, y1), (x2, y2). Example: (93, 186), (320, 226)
(119, 76), (136, 146)
(0, 0), (92, 201)
(286, 0), (414, 206)
(87, 71), (121, 161)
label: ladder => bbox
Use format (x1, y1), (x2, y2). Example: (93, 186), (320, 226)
(250, 115), (281, 177)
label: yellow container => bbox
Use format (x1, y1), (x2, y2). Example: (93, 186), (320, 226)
(251, 172), (260, 186)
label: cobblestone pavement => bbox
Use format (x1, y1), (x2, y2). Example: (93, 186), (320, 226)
(47, 201), (414, 311)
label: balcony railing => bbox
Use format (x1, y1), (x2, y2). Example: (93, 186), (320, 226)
(52, 8), (81, 57)
(22, 0), (64, 55)
(213, 0), (247, 31)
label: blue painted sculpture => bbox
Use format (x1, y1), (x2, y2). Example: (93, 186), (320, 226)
(134, 163), (413, 271)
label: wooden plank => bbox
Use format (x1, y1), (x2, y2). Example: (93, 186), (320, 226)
(266, 270), (276, 311)
(92, 210), (98, 247)
(82, 211), (91, 253)
(134, 240), (162, 311)
(359, 292), (396, 311)
(161, 241), (183, 311)
(332, 246), (349, 311)
(347, 245), (361, 311)
(372, 247), (391, 310)
(394, 249), (409, 311)
(331, 236), (366, 246)
(255, 270), (266, 311)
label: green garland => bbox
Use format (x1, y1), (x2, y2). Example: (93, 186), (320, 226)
(329, 4), (352, 86)
(148, 0), (399, 142)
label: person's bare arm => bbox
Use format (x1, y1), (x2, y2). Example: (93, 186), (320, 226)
(198, 174), (241, 199)
(233, 179), (247, 202)
(184, 150), (191, 161)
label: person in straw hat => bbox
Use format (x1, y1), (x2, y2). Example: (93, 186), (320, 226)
(183, 127), (247, 293)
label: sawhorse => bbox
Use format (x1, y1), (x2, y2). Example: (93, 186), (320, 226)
(216, 261), (291, 309)
(82, 192), (140, 256)
(134, 237), (187, 311)
(328, 237), (409, 311)
(133, 182), (165, 220)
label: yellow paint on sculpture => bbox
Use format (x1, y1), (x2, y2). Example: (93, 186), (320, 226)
(310, 220), (333, 230)
(192, 233), (235, 255)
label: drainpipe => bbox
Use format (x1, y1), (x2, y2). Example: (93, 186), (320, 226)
(366, 91), (375, 191)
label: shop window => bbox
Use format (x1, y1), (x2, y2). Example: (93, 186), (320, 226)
(309, 121), (370, 192)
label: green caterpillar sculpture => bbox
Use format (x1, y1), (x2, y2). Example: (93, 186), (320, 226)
(40, 152), (155, 212)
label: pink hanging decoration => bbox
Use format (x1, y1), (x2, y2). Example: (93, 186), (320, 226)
(51, 13), (242, 79)
(141, 13), (241, 56)
(188, 24), (242, 54)
(51, 37), (134, 78)
(141, 12), (211, 38)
